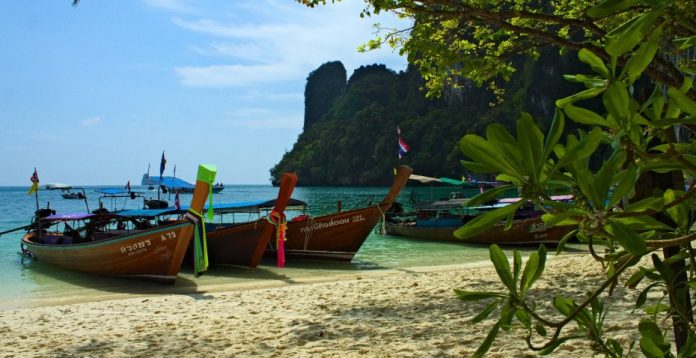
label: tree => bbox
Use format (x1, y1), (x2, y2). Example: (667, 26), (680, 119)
(300, 0), (696, 355)
(299, 0), (694, 99)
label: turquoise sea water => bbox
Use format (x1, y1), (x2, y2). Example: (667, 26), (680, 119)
(0, 185), (550, 310)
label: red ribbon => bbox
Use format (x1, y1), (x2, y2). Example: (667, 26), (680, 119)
(268, 211), (287, 268)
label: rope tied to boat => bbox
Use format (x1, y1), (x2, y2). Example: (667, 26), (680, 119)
(267, 210), (287, 268)
(376, 204), (386, 235)
(186, 209), (208, 276)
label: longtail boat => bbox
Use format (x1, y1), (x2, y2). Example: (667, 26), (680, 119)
(264, 165), (413, 261)
(203, 172), (298, 267)
(384, 195), (574, 245)
(20, 164), (217, 284)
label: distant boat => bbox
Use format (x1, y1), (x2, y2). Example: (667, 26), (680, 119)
(60, 188), (86, 200)
(20, 165), (217, 283)
(384, 194), (574, 245)
(44, 183), (72, 190)
(141, 174), (224, 193)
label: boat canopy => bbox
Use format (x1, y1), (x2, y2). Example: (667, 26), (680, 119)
(117, 208), (178, 218)
(95, 188), (144, 196)
(143, 176), (195, 190)
(44, 213), (95, 221)
(408, 174), (497, 188)
(116, 198), (308, 218)
(182, 198), (308, 213)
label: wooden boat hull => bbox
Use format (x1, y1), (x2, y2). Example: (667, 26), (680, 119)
(22, 221), (195, 284)
(205, 220), (269, 267)
(264, 165), (413, 261)
(266, 204), (389, 261)
(385, 216), (572, 245)
(201, 172), (299, 267)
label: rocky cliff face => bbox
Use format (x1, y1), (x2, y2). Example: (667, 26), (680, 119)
(271, 49), (594, 186)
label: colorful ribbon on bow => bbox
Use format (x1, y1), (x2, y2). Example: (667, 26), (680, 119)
(186, 209), (208, 276)
(267, 210), (287, 268)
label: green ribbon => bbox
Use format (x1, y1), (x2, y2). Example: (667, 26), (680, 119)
(192, 164), (216, 276)
(188, 209), (208, 277)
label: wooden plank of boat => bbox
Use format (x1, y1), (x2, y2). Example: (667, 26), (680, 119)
(385, 216), (573, 245)
(21, 164), (217, 284)
(265, 165), (413, 261)
(204, 172), (298, 267)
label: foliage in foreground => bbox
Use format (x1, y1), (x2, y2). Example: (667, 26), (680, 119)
(297, 0), (696, 354)
(452, 1), (696, 356)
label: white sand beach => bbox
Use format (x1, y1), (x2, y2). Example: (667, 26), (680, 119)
(0, 253), (649, 357)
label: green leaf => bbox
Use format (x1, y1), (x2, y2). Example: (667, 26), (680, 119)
(471, 299), (500, 324)
(513, 250), (522, 285)
(454, 202), (522, 240)
(625, 268), (645, 289)
(520, 252), (540, 295)
(668, 87), (696, 116)
(678, 333), (696, 358)
(639, 320), (671, 358)
(636, 282), (661, 308)
(603, 82), (630, 126)
(534, 323), (547, 337)
(539, 336), (576, 355)
(466, 184), (514, 207)
(489, 244), (516, 294)
(611, 216), (673, 231)
(472, 318), (502, 358)
(578, 48), (610, 78)
(454, 290), (506, 302)
(515, 308), (532, 328)
(564, 104), (610, 127)
(608, 219), (648, 256)
(609, 166), (639, 207)
(675, 35), (696, 50)
(664, 189), (689, 232)
(553, 296), (577, 317)
(621, 24), (662, 83)
(517, 114), (544, 181)
(606, 7), (665, 57)
(644, 303), (670, 315)
(587, 0), (637, 18)
(623, 196), (663, 212)
(555, 87), (606, 108)
(553, 128), (604, 171)
(543, 109), (565, 166)
(460, 135), (520, 176)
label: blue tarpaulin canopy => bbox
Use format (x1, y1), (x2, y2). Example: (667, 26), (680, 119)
(116, 198), (308, 218)
(144, 176), (195, 190)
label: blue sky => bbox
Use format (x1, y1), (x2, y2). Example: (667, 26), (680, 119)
(0, 0), (408, 186)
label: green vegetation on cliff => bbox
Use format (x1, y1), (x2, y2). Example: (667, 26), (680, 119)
(270, 49), (590, 186)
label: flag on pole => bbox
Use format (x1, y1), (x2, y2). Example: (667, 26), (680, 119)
(159, 151), (166, 177)
(125, 180), (131, 193)
(27, 168), (39, 195)
(397, 126), (410, 159)
(175, 191), (181, 210)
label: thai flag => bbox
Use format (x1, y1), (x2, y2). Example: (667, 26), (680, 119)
(159, 151), (166, 177)
(397, 126), (409, 159)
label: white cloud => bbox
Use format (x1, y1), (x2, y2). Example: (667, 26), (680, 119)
(224, 107), (302, 129)
(142, 0), (196, 14)
(170, 1), (409, 88)
(80, 116), (102, 127)
(175, 63), (301, 87)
